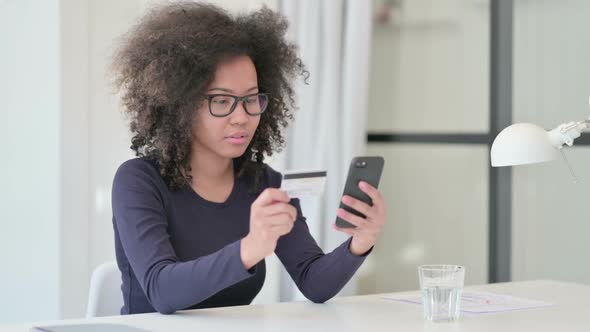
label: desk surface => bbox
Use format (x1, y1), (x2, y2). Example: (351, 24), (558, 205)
(3, 280), (589, 332)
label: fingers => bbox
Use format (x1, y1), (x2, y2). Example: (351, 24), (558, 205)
(336, 208), (366, 228)
(333, 184), (387, 253)
(341, 195), (374, 219)
(259, 212), (294, 227)
(358, 182), (386, 214)
(253, 188), (290, 208)
(262, 202), (297, 221)
(272, 222), (294, 236)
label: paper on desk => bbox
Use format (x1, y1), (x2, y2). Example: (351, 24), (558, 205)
(383, 291), (552, 314)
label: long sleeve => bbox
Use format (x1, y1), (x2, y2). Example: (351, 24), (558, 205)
(274, 198), (371, 303)
(112, 161), (256, 314)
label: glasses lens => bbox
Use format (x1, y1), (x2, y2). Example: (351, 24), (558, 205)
(244, 94), (268, 115)
(209, 95), (235, 116)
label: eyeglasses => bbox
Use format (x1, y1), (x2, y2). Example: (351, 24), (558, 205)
(206, 93), (269, 117)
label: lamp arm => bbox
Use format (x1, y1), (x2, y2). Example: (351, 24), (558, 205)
(548, 116), (590, 149)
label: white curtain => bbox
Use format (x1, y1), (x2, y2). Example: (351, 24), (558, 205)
(269, 0), (373, 301)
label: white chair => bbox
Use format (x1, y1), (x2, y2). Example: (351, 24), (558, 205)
(86, 261), (124, 318)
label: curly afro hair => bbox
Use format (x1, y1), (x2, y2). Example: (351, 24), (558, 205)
(111, 2), (307, 190)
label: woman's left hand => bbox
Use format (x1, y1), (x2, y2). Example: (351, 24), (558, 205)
(333, 181), (387, 256)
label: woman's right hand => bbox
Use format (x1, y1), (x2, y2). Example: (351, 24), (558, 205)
(240, 188), (297, 270)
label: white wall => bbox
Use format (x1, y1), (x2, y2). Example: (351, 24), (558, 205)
(361, 144), (489, 293)
(0, 0), (61, 323)
(512, 0), (590, 284)
(57, 0), (144, 320)
(59, 0), (91, 320)
(361, 0), (490, 294)
(86, 0), (143, 314)
(369, 0), (489, 134)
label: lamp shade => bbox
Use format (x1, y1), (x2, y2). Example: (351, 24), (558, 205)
(491, 123), (559, 167)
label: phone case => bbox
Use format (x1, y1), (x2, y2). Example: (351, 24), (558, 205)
(335, 156), (384, 228)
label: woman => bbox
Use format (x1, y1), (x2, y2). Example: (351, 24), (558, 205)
(111, 2), (387, 315)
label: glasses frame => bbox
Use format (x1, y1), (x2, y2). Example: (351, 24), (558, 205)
(206, 93), (269, 117)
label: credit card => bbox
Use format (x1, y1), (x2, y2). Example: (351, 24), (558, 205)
(280, 170), (327, 197)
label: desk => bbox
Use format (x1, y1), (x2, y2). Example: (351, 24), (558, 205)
(3, 280), (589, 331)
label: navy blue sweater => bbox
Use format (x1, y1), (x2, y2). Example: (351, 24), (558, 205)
(112, 158), (368, 314)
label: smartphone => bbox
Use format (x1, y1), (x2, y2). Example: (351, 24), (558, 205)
(335, 156), (385, 228)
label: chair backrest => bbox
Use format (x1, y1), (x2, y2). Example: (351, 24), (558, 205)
(86, 261), (124, 318)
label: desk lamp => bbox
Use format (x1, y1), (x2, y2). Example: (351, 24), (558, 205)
(491, 113), (590, 167)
